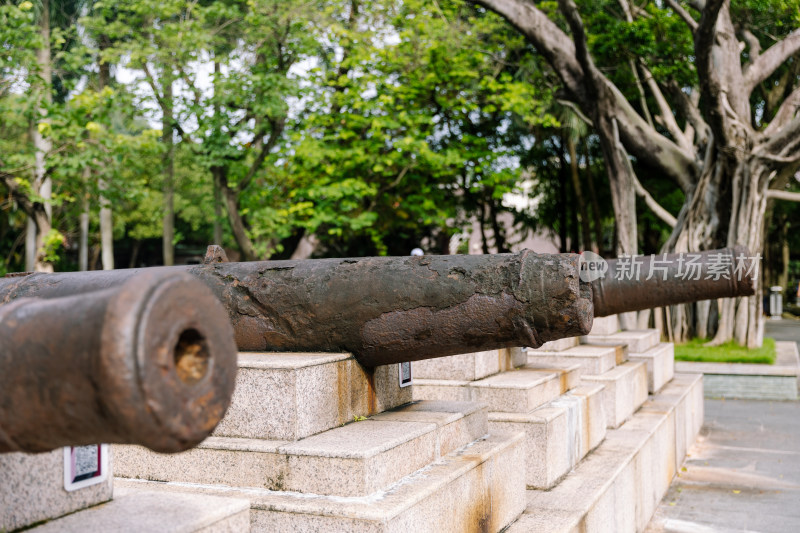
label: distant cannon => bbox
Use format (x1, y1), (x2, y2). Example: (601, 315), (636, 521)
(0, 246), (755, 370)
(0, 271), (237, 454)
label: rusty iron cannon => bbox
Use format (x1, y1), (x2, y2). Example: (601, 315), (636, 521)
(0, 270), (237, 454)
(0, 246), (755, 370)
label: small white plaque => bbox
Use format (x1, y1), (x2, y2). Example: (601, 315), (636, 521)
(63, 444), (108, 492)
(399, 361), (413, 387)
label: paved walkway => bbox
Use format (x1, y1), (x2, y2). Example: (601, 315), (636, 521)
(765, 318), (800, 348)
(647, 399), (800, 533)
(648, 320), (800, 532)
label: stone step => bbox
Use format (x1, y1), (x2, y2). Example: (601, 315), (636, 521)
(413, 347), (526, 381)
(27, 489), (251, 533)
(488, 384), (606, 489)
(630, 342), (675, 393)
(590, 315), (620, 335)
(115, 400), (486, 498)
(523, 364), (582, 393)
(534, 337), (579, 352)
(527, 344), (625, 375)
(582, 361), (649, 429)
(414, 368), (570, 413)
(1, 447), (113, 532)
(506, 373), (704, 533)
(214, 352), (412, 441)
(581, 328), (661, 353)
(115, 431), (526, 533)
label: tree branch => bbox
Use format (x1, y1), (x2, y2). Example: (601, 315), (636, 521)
(741, 29), (761, 61)
(0, 166), (49, 234)
(238, 117), (285, 192)
(764, 83), (800, 137)
(142, 62), (187, 138)
(664, 0), (698, 33)
(640, 63), (693, 152)
(766, 189), (800, 202)
(760, 114), (800, 161)
(471, 0), (587, 101)
(744, 28), (800, 95)
(612, 120), (677, 227)
(664, 82), (709, 147)
(556, 99), (593, 126)
(688, 0), (706, 12)
(472, 0), (699, 191)
(177, 63), (202, 110)
(632, 173), (678, 227)
(695, 0), (749, 146)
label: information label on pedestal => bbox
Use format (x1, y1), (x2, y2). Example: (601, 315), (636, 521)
(399, 361), (413, 387)
(63, 444), (108, 492)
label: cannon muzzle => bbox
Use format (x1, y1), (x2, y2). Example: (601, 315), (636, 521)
(592, 246), (757, 317)
(0, 271), (237, 454)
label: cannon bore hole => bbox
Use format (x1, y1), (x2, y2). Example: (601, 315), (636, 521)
(174, 329), (210, 385)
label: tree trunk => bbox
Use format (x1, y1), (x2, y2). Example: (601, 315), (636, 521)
(212, 167), (224, 246)
(479, 201), (490, 254)
(162, 77), (175, 266)
(98, 38), (113, 270)
(79, 196), (89, 271)
(568, 136), (595, 252)
(290, 232), (319, 260)
(219, 172), (257, 261)
(25, 218), (36, 272)
(557, 141), (568, 253)
(212, 61), (224, 247)
(583, 139), (605, 254)
(99, 190), (114, 270)
(779, 220), (790, 290)
(27, 0), (53, 273)
(488, 198), (509, 253)
(665, 155), (767, 348)
(128, 240), (141, 269)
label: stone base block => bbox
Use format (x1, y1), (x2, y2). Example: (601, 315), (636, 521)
(527, 345), (623, 375)
(535, 337), (579, 352)
(506, 371), (704, 533)
(581, 329), (660, 353)
(523, 364), (582, 394)
(116, 401), (485, 498)
(629, 343), (675, 393)
(640, 373), (704, 471)
(590, 315), (620, 335)
(413, 348), (525, 381)
(214, 352), (412, 441)
(28, 488), (251, 533)
(415, 368), (571, 413)
(488, 384), (606, 490)
(115, 431), (526, 533)
(582, 361), (648, 429)
(1, 448), (113, 532)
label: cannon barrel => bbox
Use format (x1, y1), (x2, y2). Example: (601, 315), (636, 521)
(0, 252), (592, 367)
(0, 247), (756, 368)
(592, 246), (756, 317)
(0, 271), (237, 454)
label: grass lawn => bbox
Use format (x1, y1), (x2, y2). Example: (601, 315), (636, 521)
(674, 337), (776, 364)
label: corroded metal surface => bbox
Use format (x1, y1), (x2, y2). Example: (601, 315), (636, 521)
(0, 271), (237, 454)
(190, 251), (593, 366)
(592, 246), (757, 317)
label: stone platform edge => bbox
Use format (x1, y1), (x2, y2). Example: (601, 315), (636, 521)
(675, 341), (798, 400)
